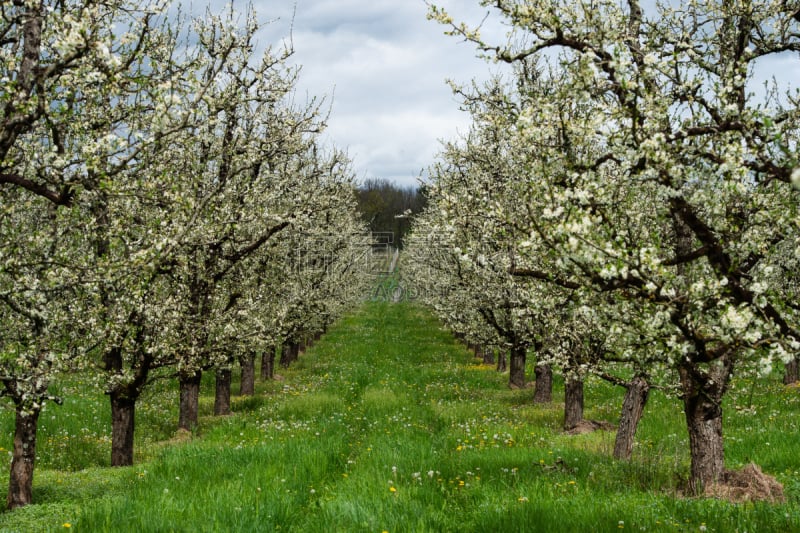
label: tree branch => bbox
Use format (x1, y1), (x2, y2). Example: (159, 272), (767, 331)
(0, 172), (73, 206)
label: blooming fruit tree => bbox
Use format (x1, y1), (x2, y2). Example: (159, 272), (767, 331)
(428, 0), (800, 493)
(0, 0), (371, 507)
(0, 0), (189, 507)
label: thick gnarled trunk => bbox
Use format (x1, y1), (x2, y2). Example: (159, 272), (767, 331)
(214, 368), (232, 416)
(613, 375), (650, 460)
(496, 350), (507, 372)
(671, 216), (731, 493)
(784, 357), (799, 385)
(280, 341), (299, 368)
(105, 344), (150, 468)
(261, 345), (275, 380)
(509, 345), (527, 389)
(179, 370), (202, 431)
(110, 394), (136, 466)
(563, 375), (584, 431)
(534, 363), (552, 404)
(679, 364), (725, 494)
(239, 353), (255, 396)
(7, 407), (40, 509)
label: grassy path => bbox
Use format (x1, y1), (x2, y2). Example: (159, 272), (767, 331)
(1, 301), (798, 532)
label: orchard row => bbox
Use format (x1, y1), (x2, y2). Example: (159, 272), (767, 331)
(0, 1), (372, 508)
(407, 0), (800, 497)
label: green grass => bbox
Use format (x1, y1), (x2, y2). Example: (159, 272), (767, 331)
(0, 301), (798, 532)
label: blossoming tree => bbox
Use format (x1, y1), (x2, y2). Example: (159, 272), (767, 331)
(429, 0), (800, 492)
(1, 1), (372, 504)
(0, 0), (191, 507)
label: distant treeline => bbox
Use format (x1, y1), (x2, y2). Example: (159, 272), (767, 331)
(355, 178), (427, 248)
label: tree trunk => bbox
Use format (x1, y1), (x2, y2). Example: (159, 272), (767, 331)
(7, 407), (40, 509)
(280, 341), (299, 368)
(533, 363), (552, 404)
(496, 350), (507, 372)
(482, 346), (495, 365)
(239, 353), (256, 396)
(784, 356), (799, 385)
(671, 214), (728, 493)
(563, 374), (584, 431)
(178, 370), (202, 431)
(279, 341), (295, 368)
(509, 345), (527, 389)
(214, 368), (232, 416)
(679, 365), (725, 494)
(110, 393), (136, 466)
(613, 375), (650, 460)
(261, 345), (275, 380)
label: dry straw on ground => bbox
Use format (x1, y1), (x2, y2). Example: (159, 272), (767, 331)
(704, 464), (785, 503)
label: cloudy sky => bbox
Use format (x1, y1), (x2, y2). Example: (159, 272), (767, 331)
(207, 1), (797, 189)
(243, 0), (509, 189)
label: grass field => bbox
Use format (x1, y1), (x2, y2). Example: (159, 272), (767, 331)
(0, 301), (798, 532)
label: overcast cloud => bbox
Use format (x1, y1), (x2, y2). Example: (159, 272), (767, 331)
(242, 0), (508, 188)
(208, 1), (798, 189)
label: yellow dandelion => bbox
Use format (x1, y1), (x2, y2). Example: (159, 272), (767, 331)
(389, 486), (396, 493)
(63, 524), (71, 529)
